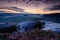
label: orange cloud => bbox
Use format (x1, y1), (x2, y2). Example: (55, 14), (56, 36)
(0, 9), (23, 13)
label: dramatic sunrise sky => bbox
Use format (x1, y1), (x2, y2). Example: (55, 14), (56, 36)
(0, 0), (60, 14)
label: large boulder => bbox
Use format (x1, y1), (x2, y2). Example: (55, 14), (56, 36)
(17, 21), (45, 32)
(42, 21), (60, 32)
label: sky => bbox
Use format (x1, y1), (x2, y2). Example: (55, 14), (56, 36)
(0, 0), (60, 14)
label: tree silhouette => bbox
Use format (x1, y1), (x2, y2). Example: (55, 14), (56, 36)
(35, 21), (45, 29)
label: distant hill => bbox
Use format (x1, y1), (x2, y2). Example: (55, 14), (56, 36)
(43, 13), (60, 23)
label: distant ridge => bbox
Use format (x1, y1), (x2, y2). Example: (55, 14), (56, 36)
(43, 13), (60, 23)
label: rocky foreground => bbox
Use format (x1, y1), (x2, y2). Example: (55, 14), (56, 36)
(0, 29), (60, 40)
(0, 21), (60, 40)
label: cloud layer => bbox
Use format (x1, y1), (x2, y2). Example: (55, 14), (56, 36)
(47, 5), (60, 10)
(0, 6), (24, 12)
(0, 0), (60, 14)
